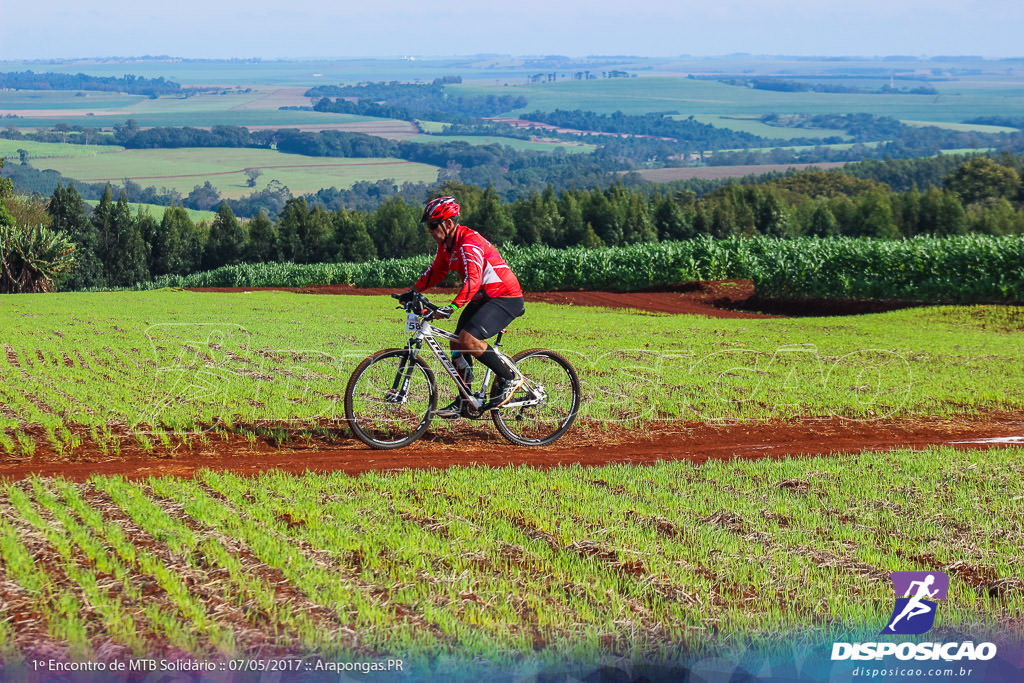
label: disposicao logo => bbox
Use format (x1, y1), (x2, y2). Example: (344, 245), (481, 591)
(831, 571), (998, 662)
(884, 571), (948, 635)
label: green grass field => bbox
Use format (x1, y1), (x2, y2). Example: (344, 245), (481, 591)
(415, 120), (448, 133)
(0, 290), (1021, 453)
(685, 115), (851, 141)
(0, 289), (1020, 666)
(0, 139), (125, 160)
(81, 199), (216, 223)
(0, 445), (1019, 666)
(449, 77), (1024, 123)
(407, 134), (596, 153)
(0, 90), (145, 110)
(4, 108), (391, 130)
(901, 120), (1021, 134)
(32, 147), (439, 198)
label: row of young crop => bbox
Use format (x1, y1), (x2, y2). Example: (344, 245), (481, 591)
(1, 448), (1021, 665)
(136, 236), (1024, 303)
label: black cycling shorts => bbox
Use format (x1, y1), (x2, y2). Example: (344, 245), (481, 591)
(455, 296), (525, 340)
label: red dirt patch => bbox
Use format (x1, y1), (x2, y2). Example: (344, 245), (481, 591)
(1, 412), (1022, 482)
(186, 282), (773, 318)
(185, 280), (926, 318)
(526, 281), (774, 318)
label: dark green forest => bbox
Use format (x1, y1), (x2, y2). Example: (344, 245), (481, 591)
(0, 71), (188, 96)
(8, 154), (1022, 291)
(308, 77), (527, 121)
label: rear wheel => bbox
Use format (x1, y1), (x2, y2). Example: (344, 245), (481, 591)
(491, 349), (580, 446)
(345, 349), (436, 449)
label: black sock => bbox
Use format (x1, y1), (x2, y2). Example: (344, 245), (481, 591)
(478, 345), (514, 381)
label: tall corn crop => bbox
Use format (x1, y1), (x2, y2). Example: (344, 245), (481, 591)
(137, 236), (1024, 304)
(747, 235), (1024, 302)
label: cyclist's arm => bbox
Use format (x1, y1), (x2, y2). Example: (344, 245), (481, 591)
(413, 246), (448, 292)
(452, 244), (485, 307)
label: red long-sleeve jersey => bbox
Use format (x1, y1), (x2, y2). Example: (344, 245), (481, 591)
(413, 224), (523, 307)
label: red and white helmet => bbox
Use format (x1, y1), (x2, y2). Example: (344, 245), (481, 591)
(422, 196), (460, 223)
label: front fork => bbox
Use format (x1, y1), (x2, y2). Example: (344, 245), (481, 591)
(385, 339), (425, 404)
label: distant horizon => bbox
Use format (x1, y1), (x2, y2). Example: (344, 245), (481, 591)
(3, 53), (1024, 64)
(2, 0), (1020, 63)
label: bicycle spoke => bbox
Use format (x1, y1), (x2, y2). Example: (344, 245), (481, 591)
(492, 349), (580, 446)
(345, 350), (436, 449)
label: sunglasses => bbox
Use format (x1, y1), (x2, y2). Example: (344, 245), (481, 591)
(427, 221), (445, 231)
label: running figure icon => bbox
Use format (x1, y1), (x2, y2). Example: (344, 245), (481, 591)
(883, 571), (949, 635)
(887, 574), (939, 632)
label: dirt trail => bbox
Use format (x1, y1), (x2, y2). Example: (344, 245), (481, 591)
(1, 413), (1021, 482)
(186, 280), (927, 319)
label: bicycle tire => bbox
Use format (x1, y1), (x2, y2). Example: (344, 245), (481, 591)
(491, 348), (581, 446)
(345, 348), (437, 449)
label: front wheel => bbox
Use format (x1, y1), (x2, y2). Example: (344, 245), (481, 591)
(345, 349), (437, 449)
(491, 349), (581, 447)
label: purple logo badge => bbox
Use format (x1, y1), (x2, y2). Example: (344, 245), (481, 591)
(883, 572), (949, 635)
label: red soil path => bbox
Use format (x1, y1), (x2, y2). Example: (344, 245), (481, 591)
(186, 280), (925, 318)
(2, 414), (1021, 483)
(185, 281), (774, 318)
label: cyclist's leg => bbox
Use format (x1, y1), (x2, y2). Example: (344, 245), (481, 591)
(455, 298), (526, 407)
(435, 301), (487, 419)
(460, 297), (524, 342)
(454, 297), (524, 358)
(452, 300), (486, 384)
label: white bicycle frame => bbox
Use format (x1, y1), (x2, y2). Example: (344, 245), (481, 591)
(401, 311), (546, 413)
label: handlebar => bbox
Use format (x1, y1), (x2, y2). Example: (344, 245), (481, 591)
(391, 291), (441, 319)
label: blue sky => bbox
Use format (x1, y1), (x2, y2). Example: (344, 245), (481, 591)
(2, 0), (1020, 60)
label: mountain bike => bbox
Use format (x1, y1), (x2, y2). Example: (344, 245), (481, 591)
(344, 292), (580, 450)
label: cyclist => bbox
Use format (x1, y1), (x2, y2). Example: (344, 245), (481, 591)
(398, 196), (525, 418)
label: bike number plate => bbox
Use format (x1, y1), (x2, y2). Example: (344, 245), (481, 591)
(406, 314), (421, 331)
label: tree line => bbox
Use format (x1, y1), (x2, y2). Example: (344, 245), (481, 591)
(966, 116), (1024, 130)
(521, 108), (772, 147)
(0, 71), (187, 96)
(305, 77), (527, 120)
(718, 77), (937, 95)
(11, 154), (1019, 291)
